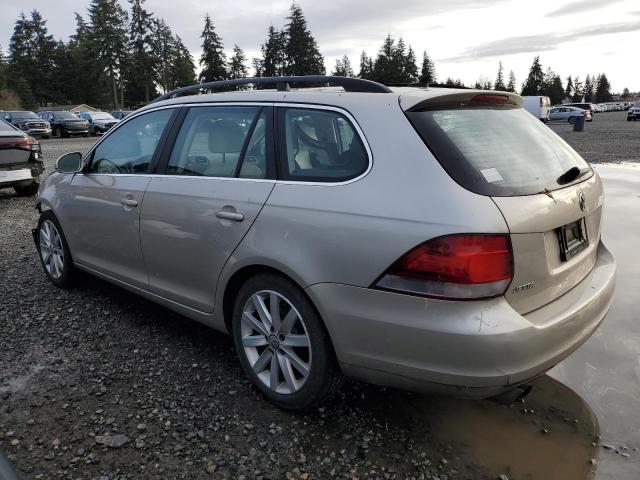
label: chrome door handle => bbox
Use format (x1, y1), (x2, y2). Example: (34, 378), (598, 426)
(120, 198), (138, 207)
(216, 211), (244, 221)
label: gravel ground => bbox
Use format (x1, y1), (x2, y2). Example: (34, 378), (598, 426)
(0, 114), (620, 480)
(548, 111), (640, 164)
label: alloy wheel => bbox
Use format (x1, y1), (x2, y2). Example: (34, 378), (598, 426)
(39, 220), (64, 279)
(240, 290), (312, 394)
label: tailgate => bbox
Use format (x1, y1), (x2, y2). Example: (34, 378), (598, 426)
(493, 174), (603, 315)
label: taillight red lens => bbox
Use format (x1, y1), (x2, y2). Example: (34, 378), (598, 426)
(470, 94), (508, 105)
(374, 234), (513, 300)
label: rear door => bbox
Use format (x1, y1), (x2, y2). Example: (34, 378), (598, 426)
(404, 93), (600, 315)
(64, 108), (176, 288)
(139, 104), (275, 312)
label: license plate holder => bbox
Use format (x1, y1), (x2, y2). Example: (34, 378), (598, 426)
(557, 218), (588, 261)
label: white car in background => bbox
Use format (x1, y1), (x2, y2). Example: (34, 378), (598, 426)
(549, 106), (592, 123)
(522, 96), (551, 122)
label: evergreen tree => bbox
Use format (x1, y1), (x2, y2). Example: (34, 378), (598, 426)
(358, 51), (373, 80)
(572, 76), (583, 102)
(260, 26), (287, 77)
(494, 62), (506, 91)
(332, 55), (353, 77)
(89, 0), (129, 109)
(199, 14), (227, 83)
(402, 45), (418, 83)
(521, 56), (544, 96)
(419, 51), (436, 84)
(622, 87), (630, 99)
(541, 68), (564, 105)
(583, 74), (594, 102)
(506, 70), (516, 93)
(594, 73), (612, 103)
(565, 76), (573, 99)
(372, 34), (396, 84)
(228, 45), (248, 80)
(169, 35), (196, 89)
(154, 18), (176, 94)
(252, 57), (264, 77)
(127, 0), (158, 104)
(0, 45), (7, 91)
(284, 4), (324, 76)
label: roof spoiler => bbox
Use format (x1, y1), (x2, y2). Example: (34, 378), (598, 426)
(405, 91), (523, 112)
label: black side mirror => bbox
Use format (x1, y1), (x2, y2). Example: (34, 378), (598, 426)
(56, 152), (83, 174)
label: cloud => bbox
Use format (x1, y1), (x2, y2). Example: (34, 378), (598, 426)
(546, 0), (625, 18)
(440, 19), (640, 62)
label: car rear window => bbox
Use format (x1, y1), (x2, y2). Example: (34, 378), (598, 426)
(406, 106), (591, 196)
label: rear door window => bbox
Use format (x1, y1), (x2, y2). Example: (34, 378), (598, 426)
(277, 107), (369, 182)
(406, 106), (591, 196)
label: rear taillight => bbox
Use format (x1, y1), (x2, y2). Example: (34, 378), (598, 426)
(374, 234), (513, 300)
(470, 94), (508, 105)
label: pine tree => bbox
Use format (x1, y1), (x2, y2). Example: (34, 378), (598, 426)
(565, 76), (573, 99)
(332, 55), (353, 77)
(521, 56), (544, 96)
(494, 62), (506, 91)
(154, 18), (176, 94)
(572, 76), (583, 102)
(419, 51), (436, 85)
(199, 14), (227, 83)
(128, 0), (158, 104)
(583, 74), (594, 102)
(169, 35), (196, 89)
(506, 70), (516, 93)
(260, 26), (286, 77)
(372, 35), (396, 84)
(594, 73), (612, 103)
(541, 68), (564, 105)
(622, 87), (630, 99)
(228, 45), (248, 80)
(284, 4), (324, 76)
(358, 51), (373, 80)
(0, 45), (7, 91)
(89, 0), (129, 109)
(403, 45), (418, 83)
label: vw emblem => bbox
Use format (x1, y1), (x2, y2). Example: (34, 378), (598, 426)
(578, 191), (586, 211)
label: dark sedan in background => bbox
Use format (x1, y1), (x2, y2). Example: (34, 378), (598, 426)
(38, 111), (89, 138)
(1, 111), (52, 138)
(0, 119), (43, 196)
(78, 111), (119, 135)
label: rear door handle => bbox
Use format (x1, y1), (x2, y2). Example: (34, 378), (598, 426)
(216, 211), (244, 222)
(120, 198), (138, 207)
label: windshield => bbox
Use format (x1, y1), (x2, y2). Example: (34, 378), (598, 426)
(406, 106), (591, 196)
(92, 113), (116, 120)
(55, 112), (79, 119)
(10, 111), (39, 120)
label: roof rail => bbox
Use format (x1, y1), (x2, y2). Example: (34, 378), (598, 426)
(152, 75), (392, 103)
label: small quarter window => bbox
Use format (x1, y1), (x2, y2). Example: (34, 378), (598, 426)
(278, 108), (368, 182)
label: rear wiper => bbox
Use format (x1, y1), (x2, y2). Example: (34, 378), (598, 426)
(557, 166), (589, 185)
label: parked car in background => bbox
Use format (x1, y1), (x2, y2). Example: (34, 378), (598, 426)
(522, 95), (551, 121)
(39, 111), (90, 138)
(34, 76), (616, 410)
(565, 103), (596, 117)
(627, 103), (640, 121)
(0, 119), (43, 196)
(550, 106), (592, 123)
(1, 111), (52, 138)
(111, 110), (132, 120)
(78, 111), (119, 135)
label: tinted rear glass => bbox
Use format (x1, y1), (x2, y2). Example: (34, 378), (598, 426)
(407, 106), (591, 196)
(10, 111), (39, 119)
(55, 112), (78, 119)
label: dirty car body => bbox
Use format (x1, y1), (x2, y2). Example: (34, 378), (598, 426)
(33, 77), (616, 408)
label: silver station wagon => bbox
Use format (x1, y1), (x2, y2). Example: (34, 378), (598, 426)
(34, 76), (616, 409)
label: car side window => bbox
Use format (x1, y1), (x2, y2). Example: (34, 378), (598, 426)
(167, 106), (266, 178)
(88, 109), (173, 174)
(278, 107), (368, 182)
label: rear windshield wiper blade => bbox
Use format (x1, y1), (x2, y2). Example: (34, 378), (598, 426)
(557, 166), (589, 185)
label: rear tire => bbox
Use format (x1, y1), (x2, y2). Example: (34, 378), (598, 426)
(36, 210), (75, 289)
(232, 273), (343, 410)
(14, 182), (39, 197)
(569, 117), (575, 124)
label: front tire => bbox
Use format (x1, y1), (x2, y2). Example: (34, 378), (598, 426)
(232, 273), (342, 410)
(36, 211), (75, 288)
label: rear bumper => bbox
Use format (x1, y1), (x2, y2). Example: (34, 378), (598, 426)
(0, 165), (43, 187)
(307, 241), (615, 398)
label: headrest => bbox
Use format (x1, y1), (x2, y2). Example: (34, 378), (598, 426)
(209, 119), (245, 153)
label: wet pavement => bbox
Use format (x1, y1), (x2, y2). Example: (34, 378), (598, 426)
(550, 164), (640, 479)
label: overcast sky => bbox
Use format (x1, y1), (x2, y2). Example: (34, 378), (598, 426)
(1, 0), (639, 92)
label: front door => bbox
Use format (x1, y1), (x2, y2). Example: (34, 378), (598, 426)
(64, 108), (175, 288)
(140, 105), (275, 312)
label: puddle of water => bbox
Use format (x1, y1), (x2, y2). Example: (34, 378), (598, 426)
(407, 376), (599, 480)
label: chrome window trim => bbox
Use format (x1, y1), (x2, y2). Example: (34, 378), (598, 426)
(79, 101), (373, 187)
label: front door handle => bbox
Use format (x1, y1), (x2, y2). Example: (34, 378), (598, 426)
(120, 198), (138, 207)
(216, 211), (244, 222)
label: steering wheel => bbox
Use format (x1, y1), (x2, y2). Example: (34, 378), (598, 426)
(95, 158), (121, 174)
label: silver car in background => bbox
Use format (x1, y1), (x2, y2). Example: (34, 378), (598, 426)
(33, 76), (616, 409)
(549, 106), (592, 123)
